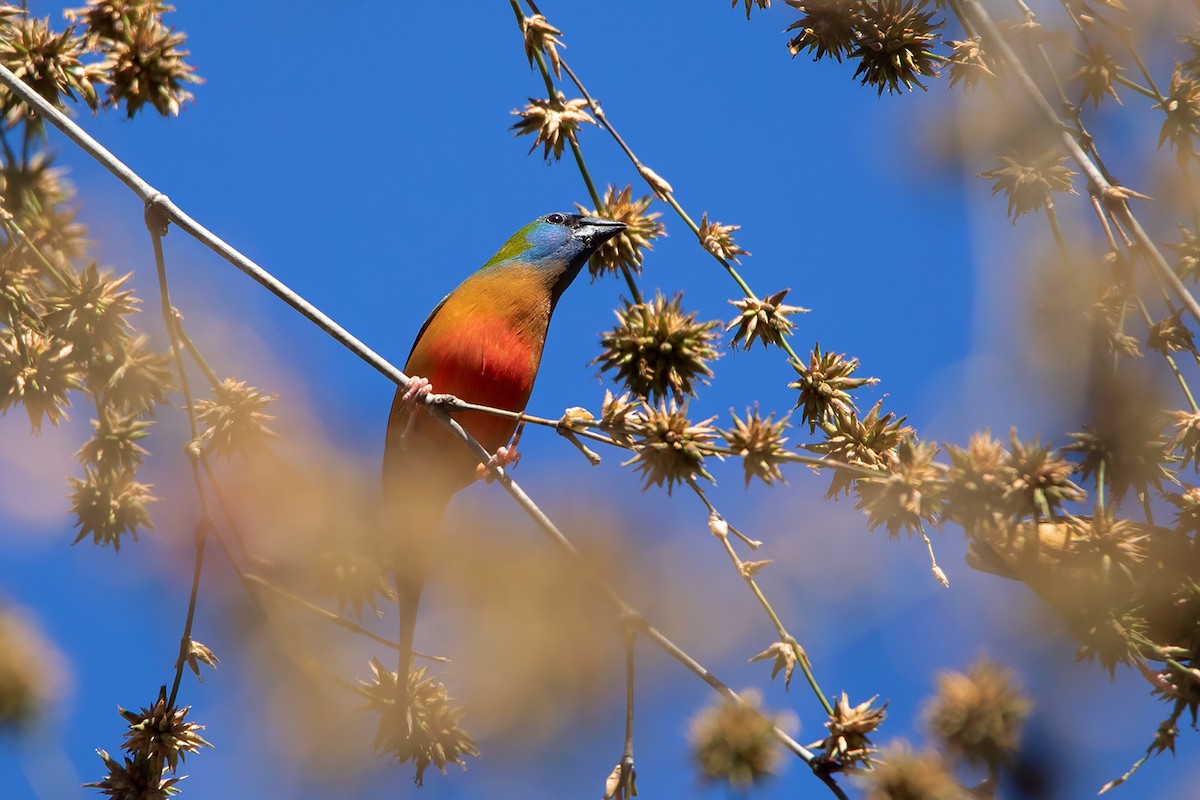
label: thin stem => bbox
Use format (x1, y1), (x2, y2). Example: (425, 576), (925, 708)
(620, 620), (636, 798)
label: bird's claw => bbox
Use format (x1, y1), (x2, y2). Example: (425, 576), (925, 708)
(400, 376), (433, 441)
(476, 445), (521, 482)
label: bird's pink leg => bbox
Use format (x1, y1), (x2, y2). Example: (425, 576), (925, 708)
(476, 422), (526, 481)
(399, 376), (432, 441)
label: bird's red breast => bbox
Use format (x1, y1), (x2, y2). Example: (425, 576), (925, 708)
(385, 263), (555, 493)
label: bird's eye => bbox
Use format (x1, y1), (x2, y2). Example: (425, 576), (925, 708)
(546, 213), (565, 225)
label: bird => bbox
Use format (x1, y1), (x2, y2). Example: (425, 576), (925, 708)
(382, 211), (625, 718)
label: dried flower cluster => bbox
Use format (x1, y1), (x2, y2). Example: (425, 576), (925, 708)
(510, 91), (593, 162)
(688, 690), (785, 790)
(87, 687), (211, 798)
(359, 658), (480, 786)
(0, 606), (65, 732)
(923, 658), (1030, 770)
(595, 291), (721, 402)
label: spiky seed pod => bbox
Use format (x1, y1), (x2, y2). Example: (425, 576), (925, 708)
(77, 407), (152, 475)
(726, 288), (807, 350)
(521, 12), (564, 77)
(595, 292), (721, 402)
(1066, 512), (1149, 588)
(599, 389), (645, 446)
(119, 687), (211, 773)
(88, 333), (174, 412)
(1185, 26), (1200, 78)
(193, 378), (278, 458)
(1075, 610), (1148, 679)
(1168, 227), (1200, 282)
(923, 659), (1031, 771)
(943, 430), (1012, 531)
(1089, 284), (1142, 359)
(822, 693), (887, 769)
(1158, 65), (1200, 162)
(688, 689), (784, 790)
(733, 0), (771, 20)
(784, 0), (861, 62)
(804, 400), (913, 498)
(180, 639), (219, 681)
(0, 14), (103, 124)
(623, 400), (717, 493)
(947, 37), (995, 91)
(697, 212), (748, 263)
(1004, 431), (1085, 517)
(68, 465), (154, 550)
(1168, 410), (1200, 471)
(43, 263), (138, 354)
(860, 741), (961, 800)
(1072, 43), (1125, 107)
(1147, 308), (1196, 355)
(312, 542), (395, 618)
(1, 151), (89, 262)
(851, 0), (942, 96)
(722, 405), (790, 486)
(358, 658), (480, 786)
(0, 251), (38, 323)
(979, 150), (1077, 222)
(1167, 485), (1200, 534)
(97, 8), (201, 117)
(575, 184), (665, 280)
(510, 92), (594, 162)
(85, 749), (183, 799)
(789, 344), (878, 432)
(0, 327), (81, 432)
(854, 438), (944, 537)
(66, 1), (175, 44)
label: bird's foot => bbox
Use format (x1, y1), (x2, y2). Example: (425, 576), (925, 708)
(476, 445), (521, 482)
(400, 376), (432, 439)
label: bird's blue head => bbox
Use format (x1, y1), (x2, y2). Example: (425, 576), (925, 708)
(481, 212), (626, 300)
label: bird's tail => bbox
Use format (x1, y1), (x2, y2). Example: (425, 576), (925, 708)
(384, 472), (453, 731)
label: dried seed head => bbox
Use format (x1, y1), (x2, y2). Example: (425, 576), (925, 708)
(1168, 410), (1200, 472)
(980, 149), (1077, 222)
(1168, 227), (1200, 282)
(697, 212), (749, 263)
(750, 641), (796, 688)
(784, 0), (861, 62)
(599, 389), (645, 446)
(85, 749), (183, 799)
(521, 12), (564, 77)
(0, 327), (80, 432)
(68, 465), (155, 551)
(595, 292), (721, 402)
(88, 332), (174, 412)
(66, 1), (174, 43)
(1004, 431), (1085, 517)
(947, 37), (995, 91)
(1089, 283), (1142, 358)
(851, 0), (942, 96)
(97, 7), (201, 117)
(193, 378), (278, 458)
(0, 14), (103, 124)
(1071, 43), (1125, 107)
(358, 658), (480, 786)
(789, 343), (878, 431)
(804, 400), (913, 498)
(510, 92), (594, 162)
(77, 406), (152, 475)
(1167, 485), (1200, 534)
(688, 689), (784, 789)
(119, 687), (212, 773)
(822, 692), (887, 769)
(854, 438), (945, 537)
(623, 400), (717, 493)
(43, 263), (138, 354)
(1157, 65), (1200, 162)
(924, 658), (1031, 771)
(575, 184), (665, 280)
(726, 288), (807, 350)
(1147, 308), (1196, 356)
(721, 405), (791, 486)
(733, 0), (771, 21)
(943, 430), (1011, 531)
(312, 541), (395, 618)
(860, 741), (961, 800)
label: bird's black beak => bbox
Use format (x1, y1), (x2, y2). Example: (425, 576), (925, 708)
(571, 215), (626, 246)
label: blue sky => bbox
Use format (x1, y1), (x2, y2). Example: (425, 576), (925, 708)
(2, 1), (1198, 798)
